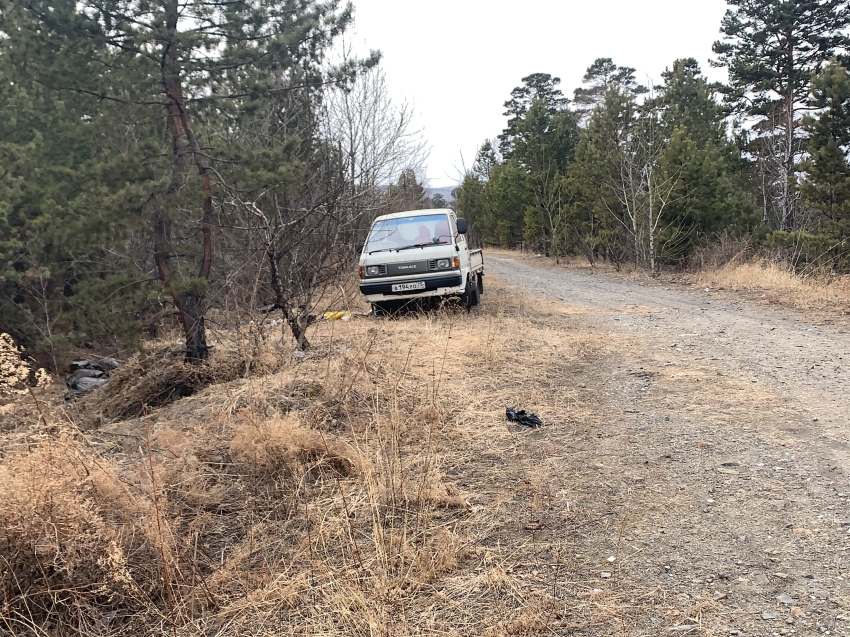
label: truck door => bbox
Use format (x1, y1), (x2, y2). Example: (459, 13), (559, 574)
(450, 213), (471, 274)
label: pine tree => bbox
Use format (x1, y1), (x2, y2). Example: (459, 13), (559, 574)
(453, 172), (488, 245)
(656, 59), (759, 252)
(485, 161), (530, 248)
(499, 73), (569, 157)
(431, 194), (449, 209)
(511, 99), (578, 177)
(387, 168), (428, 211)
(0, 0), (162, 367)
(453, 141), (499, 246)
(573, 58), (646, 124)
(712, 0), (850, 230)
(473, 140), (499, 180)
(801, 60), (850, 262)
(510, 100), (579, 253)
(569, 87), (637, 264)
(18, 0), (368, 361)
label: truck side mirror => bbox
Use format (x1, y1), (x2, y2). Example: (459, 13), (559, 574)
(456, 218), (468, 235)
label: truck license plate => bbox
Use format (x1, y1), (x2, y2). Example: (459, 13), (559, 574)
(391, 281), (426, 292)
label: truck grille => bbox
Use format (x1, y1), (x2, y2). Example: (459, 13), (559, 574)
(386, 261), (428, 276)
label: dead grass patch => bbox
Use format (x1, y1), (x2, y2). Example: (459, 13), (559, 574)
(1, 278), (684, 636)
(693, 259), (850, 314)
(69, 344), (247, 425)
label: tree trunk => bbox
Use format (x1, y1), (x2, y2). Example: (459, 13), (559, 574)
(267, 243), (311, 351)
(155, 0), (212, 363)
(648, 167), (656, 276)
(783, 40), (796, 231)
(179, 290), (209, 362)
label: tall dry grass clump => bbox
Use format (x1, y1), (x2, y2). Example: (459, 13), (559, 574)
(1, 333), (50, 403)
(71, 343), (248, 425)
(0, 440), (165, 635)
(694, 258), (850, 312)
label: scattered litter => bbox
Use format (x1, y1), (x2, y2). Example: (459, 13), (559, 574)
(65, 357), (120, 400)
(600, 571), (612, 579)
(777, 593), (795, 604)
(324, 311), (351, 321)
(668, 625), (698, 633)
(713, 592), (728, 601)
(524, 520), (544, 531)
(761, 611), (780, 620)
(71, 357), (119, 372)
(506, 407), (544, 428)
(607, 556), (616, 563)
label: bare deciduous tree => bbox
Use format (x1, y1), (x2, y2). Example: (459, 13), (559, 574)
(606, 106), (687, 274)
(214, 65), (426, 350)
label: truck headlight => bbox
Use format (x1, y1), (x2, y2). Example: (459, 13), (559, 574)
(437, 259), (450, 269)
(366, 266), (381, 276)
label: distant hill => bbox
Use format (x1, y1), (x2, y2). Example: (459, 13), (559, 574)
(425, 186), (457, 203)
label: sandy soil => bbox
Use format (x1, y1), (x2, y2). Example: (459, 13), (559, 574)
(485, 254), (850, 636)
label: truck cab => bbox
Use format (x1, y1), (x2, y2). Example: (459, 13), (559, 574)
(359, 208), (484, 314)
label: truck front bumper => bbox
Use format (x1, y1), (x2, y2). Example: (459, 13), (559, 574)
(360, 273), (464, 301)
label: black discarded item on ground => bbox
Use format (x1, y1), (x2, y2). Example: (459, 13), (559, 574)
(69, 368), (104, 380)
(70, 357), (119, 373)
(65, 357), (121, 400)
(506, 407), (544, 428)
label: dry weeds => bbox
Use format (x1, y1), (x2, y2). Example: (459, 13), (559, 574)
(693, 259), (850, 313)
(1, 281), (683, 636)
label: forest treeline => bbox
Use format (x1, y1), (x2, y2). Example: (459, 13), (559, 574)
(5, 0), (850, 368)
(453, 0), (850, 275)
(0, 0), (435, 367)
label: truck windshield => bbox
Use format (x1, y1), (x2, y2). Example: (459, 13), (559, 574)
(365, 214), (453, 252)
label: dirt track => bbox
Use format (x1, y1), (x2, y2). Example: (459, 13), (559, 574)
(488, 254), (850, 636)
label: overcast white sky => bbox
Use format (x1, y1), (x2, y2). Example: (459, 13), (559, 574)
(347, 0), (731, 188)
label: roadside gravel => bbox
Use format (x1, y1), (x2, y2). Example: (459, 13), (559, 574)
(488, 255), (850, 636)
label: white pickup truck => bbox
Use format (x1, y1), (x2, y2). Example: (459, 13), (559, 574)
(358, 208), (484, 315)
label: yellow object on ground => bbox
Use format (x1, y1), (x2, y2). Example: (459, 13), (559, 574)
(323, 311), (351, 321)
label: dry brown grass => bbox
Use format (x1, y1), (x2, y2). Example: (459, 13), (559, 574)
(68, 344), (248, 426)
(693, 258), (850, 313)
(0, 280), (681, 636)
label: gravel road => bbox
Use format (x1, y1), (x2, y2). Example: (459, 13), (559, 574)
(488, 255), (850, 636)
(489, 255), (850, 463)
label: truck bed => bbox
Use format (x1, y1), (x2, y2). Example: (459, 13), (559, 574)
(470, 249), (484, 273)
